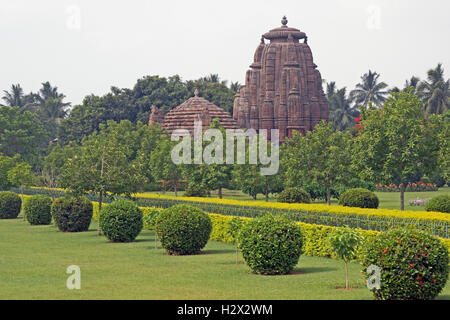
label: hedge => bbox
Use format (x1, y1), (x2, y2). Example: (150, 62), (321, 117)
(15, 188), (450, 238)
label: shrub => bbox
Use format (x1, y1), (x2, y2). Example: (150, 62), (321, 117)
(142, 207), (162, 230)
(24, 195), (52, 225)
(51, 197), (93, 232)
(361, 228), (449, 300)
(184, 184), (209, 197)
(425, 195), (450, 213)
(99, 199), (143, 242)
(0, 191), (22, 219)
(238, 214), (303, 275)
(277, 187), (311, 204)
(154, 204), (212, 255)
(338, 188), (379, 208)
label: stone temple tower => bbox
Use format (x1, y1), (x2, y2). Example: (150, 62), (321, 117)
(233, 16), (329, 141)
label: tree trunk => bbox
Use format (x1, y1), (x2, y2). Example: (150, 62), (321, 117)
(97, 190), (103, 235)
(174, 182), (177, 197)
(236, 245), (239, 264)
(21, 186), (25, 220)
(400, 183), (405, 210)
(326, 186), (331, 205)
(345, 261), (349, 290)
(218, 186), (223, 199)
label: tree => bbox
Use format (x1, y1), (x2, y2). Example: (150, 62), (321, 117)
(353, 90), (439, 210)
(418, 63), (449, 115)
(8, 162), (34, 219)
(281, 121), (353, 204)
(0, 106), (47, 167)
(150, 135), (183, 196)
(61, 120), (146, 234)
(0, 153), (19, 190)
(437, 111), (449, 181)
(328, 86), (358, 131)
(350, 70), (389, 108)
(43, 143), (77, 200)
(327, 227), (364, 290)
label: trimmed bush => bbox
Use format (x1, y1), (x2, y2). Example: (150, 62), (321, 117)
(338, 188), (379, 208)
(238, 214), (303, 275)
(361, 228), (449, 300)
(51, 197), (93, 232)
(0, 191), (22, 219)
(425, 195), (450, 213)
(277, 187), (311, 204)
(184, 184), (209, 197)
(24, 195), (52, 225)
(99, 199), (143, 242)
(155, 204), (212, 255)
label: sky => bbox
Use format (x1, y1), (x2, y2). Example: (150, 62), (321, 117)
(1, 0), (449, 106)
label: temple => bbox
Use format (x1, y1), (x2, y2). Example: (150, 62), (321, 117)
(149, 17), (328, 141)
(233, 16), (328, 141)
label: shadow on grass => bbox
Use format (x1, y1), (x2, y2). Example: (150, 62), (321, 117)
(293, 266), (336, 274)
(202, 249), (236, 255)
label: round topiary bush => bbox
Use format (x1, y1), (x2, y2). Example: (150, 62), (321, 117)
(24, 195), (52, 225)
(51, 197), (93, 232)
(425, 195), (450, 213)
(338, 188), (379, 208)
(99, 199), (143, 242)
(361, 228), (449, 300)
(238, 214), (303, 275)
(0, 191), (22, 219)
(154, 204), (212, 255)
(277, 187), (311, 204)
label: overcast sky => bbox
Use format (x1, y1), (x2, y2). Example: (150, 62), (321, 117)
(1, 0), (449, 106)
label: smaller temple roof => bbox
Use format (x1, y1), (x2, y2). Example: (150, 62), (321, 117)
(159, 90), (238, 134)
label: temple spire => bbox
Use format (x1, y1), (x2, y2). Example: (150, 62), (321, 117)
(281, 15), (288, 26)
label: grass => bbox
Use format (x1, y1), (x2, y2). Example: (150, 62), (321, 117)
(3, 219), (448, 300)
(144, 187), (450, 211)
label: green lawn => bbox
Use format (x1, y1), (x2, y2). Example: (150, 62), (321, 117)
(3, 219), (448, 300)
(147, 187), (450, 211)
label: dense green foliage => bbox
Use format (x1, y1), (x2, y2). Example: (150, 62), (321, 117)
(353, 90), (440, 210)
(155, 204), (212, 255)
(24, 195), (52, 225)
(238, 214), (303, 275)
(338, 188), (379, 208)
(277, 187), (311, 204)
(0, 106), (47, 167)
(361, 229), (449, 300)
(281, 121), (353, 205)
(99, 199), (143, 242)
(51, 197), (93, 232)
(0, 191), (21, 219)
(425, 195), (450, 213)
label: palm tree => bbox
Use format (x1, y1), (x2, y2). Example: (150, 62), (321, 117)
(35, 82), (70, 121)
(326, 81), (337, 99)
(350, 70), (389, 108)
(230, 81), (241, 93)
(2, 84), (25, 107)
(417, 64), (449, 115)
(328, 87), (357, 131)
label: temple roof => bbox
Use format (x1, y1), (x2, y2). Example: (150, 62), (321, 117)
(263, 16), (306, 42)
(162, 90), (238, 134)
